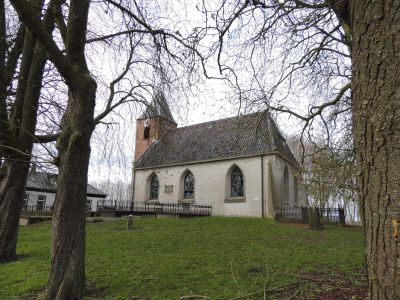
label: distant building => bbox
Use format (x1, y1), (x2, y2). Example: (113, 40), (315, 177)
(132, 94), (306, 218)
(24, 171), (107, 212)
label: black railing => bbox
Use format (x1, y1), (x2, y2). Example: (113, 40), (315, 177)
(319, 207), (343, 223)
(21, 205), (53, 217)
(143, 202), (212, 217)
(97, 200), (212, 217)
(275, 206), (309, 224)
(97, 200), (133, 211)
(275, 206), (345, 226)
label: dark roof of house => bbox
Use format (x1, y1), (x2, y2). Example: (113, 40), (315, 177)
(26, 172), (108, 197)
(138, 92), (176, 124)
(135, 111), (299, 169)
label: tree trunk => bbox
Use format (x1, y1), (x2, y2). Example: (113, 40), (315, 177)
(43, 74), (96, 300)
(351, 1), (400, 299)
(0, 26), (34, 260)
(42, 0), (95, 296)
(0, 160), (30, 260)
(0, 3), (52, 260)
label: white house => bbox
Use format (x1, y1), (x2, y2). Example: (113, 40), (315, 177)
(24, 171), (107, 212)
(132, 94), (307, 218)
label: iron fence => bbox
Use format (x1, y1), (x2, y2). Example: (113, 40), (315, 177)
(97, 200), (133, 211)
(275, 206), (345, 226)
(144, 202), (212, 216)
(275, 206), (309, 224)
(21, 205), (53, 217)
(97, 200), (212, 217)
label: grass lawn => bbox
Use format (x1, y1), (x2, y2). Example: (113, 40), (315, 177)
(1, 217), (366, 299)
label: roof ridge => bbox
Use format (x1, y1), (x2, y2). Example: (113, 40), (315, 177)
(176, 111), (267, 130)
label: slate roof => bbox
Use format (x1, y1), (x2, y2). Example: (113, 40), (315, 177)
(26, 172), (107, 197)
(135, 111), (299, 169)
(138, 92), (176, 124)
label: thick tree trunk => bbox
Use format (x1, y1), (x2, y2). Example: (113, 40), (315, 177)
(42, 0), (96, 297)
(0, 27), (34, 261)
(351, 1), (400, 299)
(0, 7), (52, 260)
(8, 0), (96, 297)
(43, 75), (96, 300)
(0, 160), (30, 260)
(43, 2), (96, 291)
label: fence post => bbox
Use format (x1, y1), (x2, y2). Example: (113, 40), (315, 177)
(301, 207), (308, 224)
(338, 208), (346, 226)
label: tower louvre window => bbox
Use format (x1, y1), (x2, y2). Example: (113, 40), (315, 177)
(143, 127), (150, 139)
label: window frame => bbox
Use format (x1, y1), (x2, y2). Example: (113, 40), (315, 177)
(230, 166), (244, 198)
(23, 193), (29, 208)
(183, 171), (195, 199)
(86, 199), (92, 211)
(143, 127), (150, 139)
(36, 195), (46, 211)
(149, 174), (159, 200)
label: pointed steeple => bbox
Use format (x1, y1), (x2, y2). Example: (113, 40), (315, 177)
(139, 92), (176, 125)
(134, 92), (177, 162)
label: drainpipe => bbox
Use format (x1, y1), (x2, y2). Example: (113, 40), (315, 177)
(131, 161), (136, 209)
(261, 156), (265, 218)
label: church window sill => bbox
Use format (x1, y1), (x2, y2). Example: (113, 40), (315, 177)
(179, 198), (195, 204)
(147, 199), (160, 204)
(224, 197), (246, 203)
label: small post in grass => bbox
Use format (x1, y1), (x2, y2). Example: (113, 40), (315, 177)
(127, 214), (133, 230)
(338, 208), (346, 226)
(308, 207), (323, 230)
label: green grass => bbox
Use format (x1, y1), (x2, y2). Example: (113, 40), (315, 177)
(0, 217), (365, 299)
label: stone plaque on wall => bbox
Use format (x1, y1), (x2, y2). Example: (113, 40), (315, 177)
(165, 185), (173, 193)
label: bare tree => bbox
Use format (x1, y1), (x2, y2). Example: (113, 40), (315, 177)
(288, 135), (357, 218)
(0, 0), (57, 260)
(199, 0), (400, 298)
(9, 0), (204, 298)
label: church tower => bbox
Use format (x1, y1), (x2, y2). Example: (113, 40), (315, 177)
(134, 92), (177, 162)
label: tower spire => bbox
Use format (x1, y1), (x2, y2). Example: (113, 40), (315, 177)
(139, 91), (176, 125)
(134, 92), (177, 162)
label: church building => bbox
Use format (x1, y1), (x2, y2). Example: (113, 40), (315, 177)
(132, 95), (305, 218)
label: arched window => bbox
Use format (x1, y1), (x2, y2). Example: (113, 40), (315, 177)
(231, 167), (244, 197)
(149, 174), (159, 200)
(183, 171), (194, 199)
(293, 175), (299, 205)
(283, 166), (289, 205)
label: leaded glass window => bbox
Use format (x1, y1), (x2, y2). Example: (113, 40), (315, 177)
(231, 167), (244, 197)
(149, 174), (159, 200)
(183, 171), (194, 199)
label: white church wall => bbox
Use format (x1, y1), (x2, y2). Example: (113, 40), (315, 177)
(134, 156), (265, 217)
(268, 155), (304, 208)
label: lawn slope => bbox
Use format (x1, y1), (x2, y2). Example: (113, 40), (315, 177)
(0, 217), (365, 299)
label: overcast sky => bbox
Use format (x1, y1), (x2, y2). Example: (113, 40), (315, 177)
(71, 0), (348, 186)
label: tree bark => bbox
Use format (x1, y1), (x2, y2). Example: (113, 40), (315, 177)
(9, 0), (96, 297)
(43, 0), (96, 298)
(0, 0), (52, 260)
(350, 1), (400, 299)
(0, 160), (30, 260)
(43, 76), (96, 299)
(0, 42), (48, 260)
